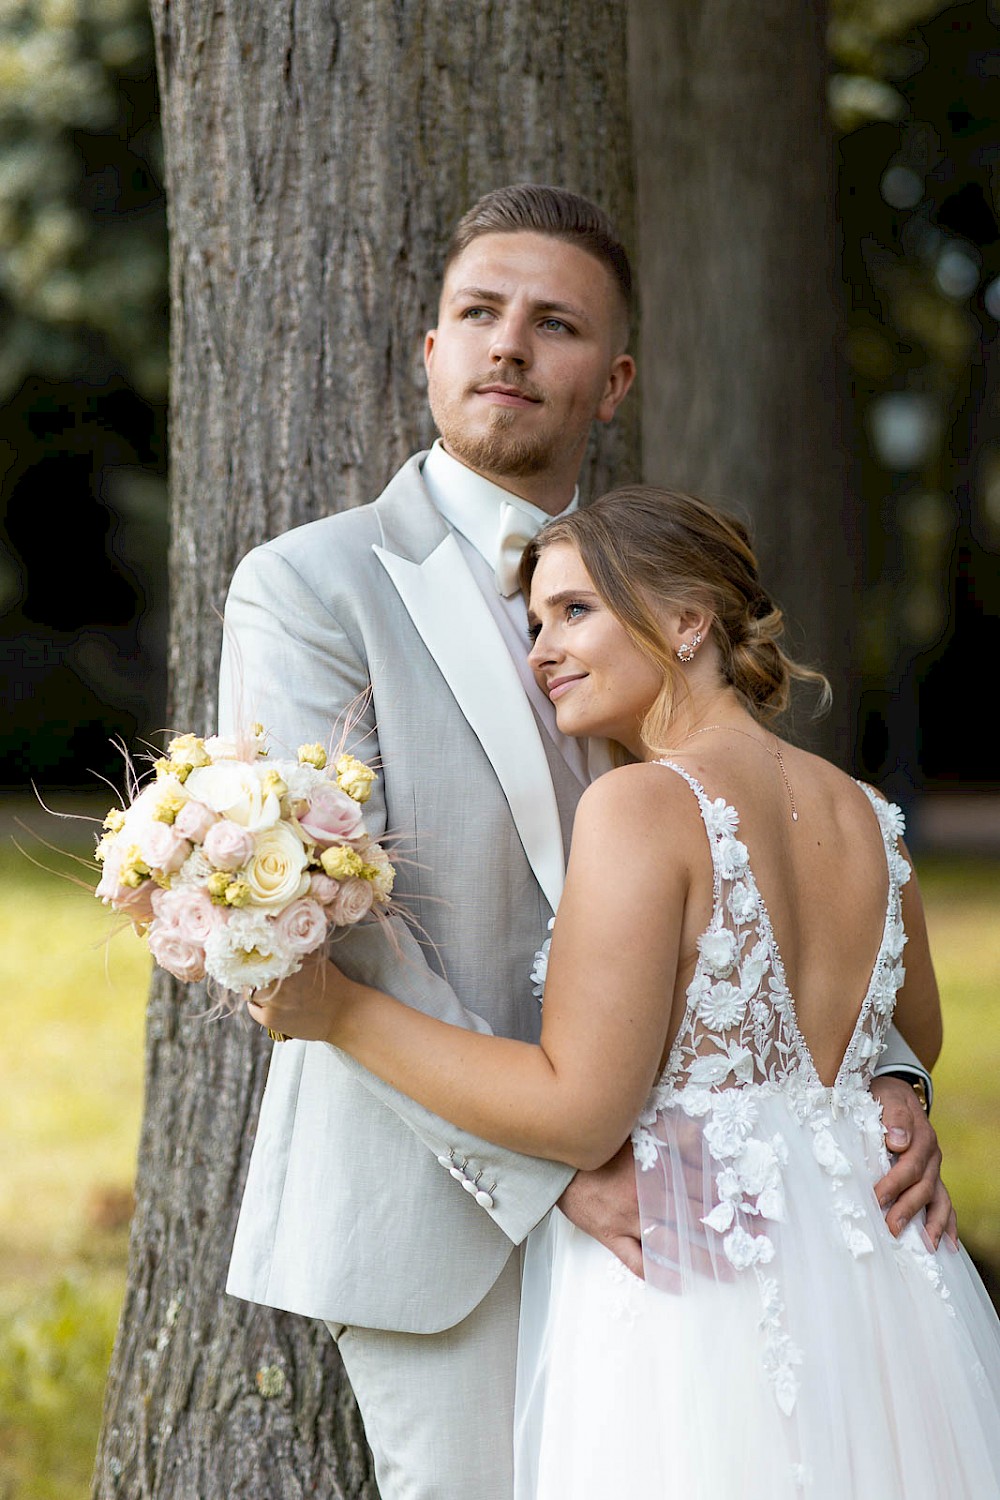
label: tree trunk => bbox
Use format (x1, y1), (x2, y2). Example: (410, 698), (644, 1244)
(94, 3), (636, 1494)
(628, 0), (852, 758)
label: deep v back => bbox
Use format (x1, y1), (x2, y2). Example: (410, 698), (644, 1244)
(653, 760), (911, 1094)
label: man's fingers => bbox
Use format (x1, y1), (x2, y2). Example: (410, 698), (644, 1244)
(608, 1234), (644, 1279)
(922, 1180), (958, 1251)
(875, 1136), (940, 1207)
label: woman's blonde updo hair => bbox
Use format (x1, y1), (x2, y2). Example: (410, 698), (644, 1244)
(520, 485), (831, 757)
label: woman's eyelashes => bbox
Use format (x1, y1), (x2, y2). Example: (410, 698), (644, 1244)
(527, 600), (592, 643)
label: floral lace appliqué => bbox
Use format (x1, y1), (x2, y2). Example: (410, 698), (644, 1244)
(632, 766), (913, 1418)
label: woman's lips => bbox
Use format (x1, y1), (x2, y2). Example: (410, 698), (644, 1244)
(547, 675), (585, 701)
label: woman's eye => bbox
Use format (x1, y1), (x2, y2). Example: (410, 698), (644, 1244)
(527, 622), (541, 642)
(566, 601), (589, 621)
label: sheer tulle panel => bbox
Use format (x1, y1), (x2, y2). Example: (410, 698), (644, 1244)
(515, 1092), (1000, 1499)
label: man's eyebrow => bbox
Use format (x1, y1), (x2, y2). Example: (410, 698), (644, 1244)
(448, 286), (590, 323)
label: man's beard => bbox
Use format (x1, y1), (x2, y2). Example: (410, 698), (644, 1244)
(441, 407), (559, 479)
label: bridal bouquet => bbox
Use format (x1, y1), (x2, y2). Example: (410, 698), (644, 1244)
(94, 727), (395, 993)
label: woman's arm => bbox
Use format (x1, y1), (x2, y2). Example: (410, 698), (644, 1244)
(250, 765), (692, 1171)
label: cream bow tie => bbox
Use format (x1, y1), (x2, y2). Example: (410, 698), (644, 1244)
(494, 502), (546, 597)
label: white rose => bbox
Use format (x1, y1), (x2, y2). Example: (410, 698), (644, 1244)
(184, 763), (281, 831)
(243, 824), (310, 910)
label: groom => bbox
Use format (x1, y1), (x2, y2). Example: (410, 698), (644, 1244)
(221, 184), (947, 1498)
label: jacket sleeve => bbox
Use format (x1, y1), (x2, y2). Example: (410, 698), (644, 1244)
(872, 1025), (934, 1112)
(221, 540), (575, 1243)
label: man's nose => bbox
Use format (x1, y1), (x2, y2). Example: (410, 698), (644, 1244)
(489, 312), (531, 367)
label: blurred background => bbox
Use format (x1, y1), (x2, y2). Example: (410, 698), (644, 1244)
(0, 0), (997, 1495)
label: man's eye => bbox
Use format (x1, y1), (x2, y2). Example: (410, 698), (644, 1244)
(462, 307), (492, 320)
(540, 318), (570, 333)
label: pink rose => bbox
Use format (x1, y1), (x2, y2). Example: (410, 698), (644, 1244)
(138, 822), (191, 874)
(297, 783), (365, 847)
(147, 923), (206, 983)
(326, 876), (373, 926)
(202, 819), (255, 871)
(274, 898), (328, 955)
(151, 886), (219, 945)
(308, 873), (341, 905)
(174, 799), (219, 843)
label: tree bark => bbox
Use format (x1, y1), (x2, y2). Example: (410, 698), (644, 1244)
(94, 3), (636, 1494)
(628, 0), (852, 758)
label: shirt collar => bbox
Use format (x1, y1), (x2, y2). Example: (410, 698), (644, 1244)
(421, 439), (578, 566)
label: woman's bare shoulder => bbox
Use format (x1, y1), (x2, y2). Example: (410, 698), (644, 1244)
(574, 760), (706, 837)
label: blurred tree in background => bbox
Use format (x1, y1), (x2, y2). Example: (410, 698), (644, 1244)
(3, 0), (998, 805)
(0, 0), (167, 790)
(831, 0), (1000, 797)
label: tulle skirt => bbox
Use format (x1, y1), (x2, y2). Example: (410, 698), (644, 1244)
(514, 1092), (1000, 1499)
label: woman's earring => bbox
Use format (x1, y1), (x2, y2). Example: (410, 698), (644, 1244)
(676, 630), (703, 664)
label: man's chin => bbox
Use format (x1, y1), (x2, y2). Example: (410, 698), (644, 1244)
(440, 426), (556, 481)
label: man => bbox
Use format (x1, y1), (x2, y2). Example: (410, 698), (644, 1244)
(222, 184), (948, 1499)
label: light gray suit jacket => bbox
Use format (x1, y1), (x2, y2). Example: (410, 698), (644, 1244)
(223, 454), (577, 1333)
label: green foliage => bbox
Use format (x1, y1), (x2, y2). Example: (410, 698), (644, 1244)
(0, 1272), (125, 1500)
(0, 0), (167, 399)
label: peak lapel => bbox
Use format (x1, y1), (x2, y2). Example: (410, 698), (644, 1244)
(374, 533), (565, 914)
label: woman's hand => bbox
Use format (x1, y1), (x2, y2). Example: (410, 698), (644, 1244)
(246, 951), (358, 1044)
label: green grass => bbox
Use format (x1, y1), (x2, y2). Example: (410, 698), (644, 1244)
(914, 856), (1000, 1257)
(0, 818), (148, 1500)
(0, 825), (996, 1498)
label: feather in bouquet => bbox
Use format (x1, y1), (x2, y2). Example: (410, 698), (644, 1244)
(94, 726), (395, 994)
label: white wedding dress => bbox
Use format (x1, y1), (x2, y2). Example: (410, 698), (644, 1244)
(514, 764), (1000, 1498)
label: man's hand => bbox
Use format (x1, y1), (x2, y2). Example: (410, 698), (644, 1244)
(871, 1076), (958, 1249)
(558, 1139), (644, 1277)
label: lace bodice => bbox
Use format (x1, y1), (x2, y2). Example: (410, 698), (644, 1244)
(641, 762), (910, 1115)
(629, 763), (931, 1423)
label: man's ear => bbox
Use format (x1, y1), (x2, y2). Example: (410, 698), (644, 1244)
(424, 329), (436, 373)
(595, 352), (636, 424)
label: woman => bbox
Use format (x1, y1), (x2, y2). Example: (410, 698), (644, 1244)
(251, 486), (1000, 1497)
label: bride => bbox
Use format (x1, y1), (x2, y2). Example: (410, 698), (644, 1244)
(250, 485), (1000, 1496)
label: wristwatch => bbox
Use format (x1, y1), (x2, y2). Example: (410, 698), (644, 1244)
(908, 1076), (930, 1114)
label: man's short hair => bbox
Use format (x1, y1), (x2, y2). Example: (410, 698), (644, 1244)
(444, 184), (633, 319)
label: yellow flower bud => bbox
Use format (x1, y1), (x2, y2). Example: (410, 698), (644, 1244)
(298, 743), (328, 769)
(120, 847), (150, 888)
(336, 754), (376, 804)
(320, 846), (364, 880)
(103, 807), (126, 833)
(167, 733), (211, 769)
(261, 769), (288, 798)
(153, 788), (187, 824)
(153, 757), (172, 779)
(223, 879), (252, 907)
(207, 871), (234, 902)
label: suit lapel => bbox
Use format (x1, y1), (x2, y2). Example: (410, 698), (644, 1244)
(373, 518), (566, 913)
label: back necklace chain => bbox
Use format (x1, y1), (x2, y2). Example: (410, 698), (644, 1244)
(667, 724), (799, 823)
